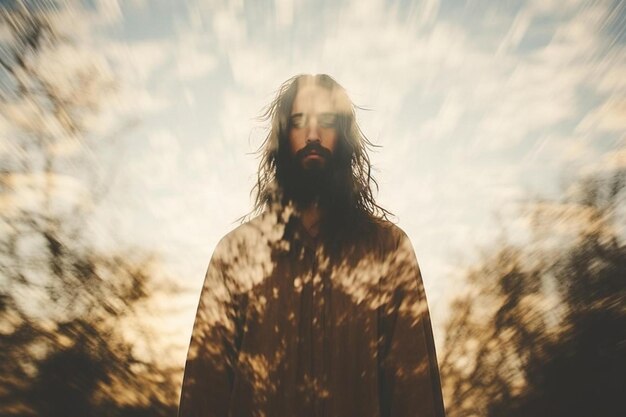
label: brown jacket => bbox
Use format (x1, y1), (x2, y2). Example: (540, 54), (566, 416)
(179, 212), (445, 417)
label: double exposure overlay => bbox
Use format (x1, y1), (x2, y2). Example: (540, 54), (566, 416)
(179, 73), (446, 416)
(180, 209), (444, 416)
(1, 0), (624, 416)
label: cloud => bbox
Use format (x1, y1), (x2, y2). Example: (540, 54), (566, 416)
(36, 0), (623, 343)
(198, 0), (598, 314)
(0, 172), (90, 216)
(567, 137), (626, 175)
(139, 130), (182, 188)
(77, 40), (175, 135)
(174, 32), (218, 80)
(577, 96), (626, 133)
(601, 145), (626, 170)
(418, 92), (464, 141)
(418, 0), (440, 27)
(527, 0), (586, 15)
(496, 8), (533, 55)
(102, 40), (171, 84)
(275, 0), (294, 28)
(211, 0), (247, 48)
(227, 44), (292, 93)
(114, 86), (171, 114)
(96, 0), (123, 25)
(597, 61), (626, 92)
(217, 88), (269, 147)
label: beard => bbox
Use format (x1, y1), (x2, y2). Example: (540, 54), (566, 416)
(278, 142), (345, 210)
(276, 140), (374, 248)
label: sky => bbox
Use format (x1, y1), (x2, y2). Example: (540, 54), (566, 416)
(2, 0), (625, 363)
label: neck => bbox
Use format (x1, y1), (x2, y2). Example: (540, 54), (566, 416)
(298, 202), (322, 238)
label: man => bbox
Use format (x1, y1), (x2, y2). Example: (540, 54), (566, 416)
(179, 74), (445, 417)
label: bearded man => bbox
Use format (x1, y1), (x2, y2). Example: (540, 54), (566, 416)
(178, 74), (445, 417)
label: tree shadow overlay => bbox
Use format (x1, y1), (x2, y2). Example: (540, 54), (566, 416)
(180, 211), (445, 417)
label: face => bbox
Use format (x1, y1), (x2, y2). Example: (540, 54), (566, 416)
(288, 84), (339, 169)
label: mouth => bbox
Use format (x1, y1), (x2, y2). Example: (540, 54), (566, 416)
(304, 152), (323, 159)
(304, 147), (322, 155)
(296, 144), (331, 164)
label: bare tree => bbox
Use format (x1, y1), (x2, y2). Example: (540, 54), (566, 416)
(1, 2), (179, 415)
(440, 169), (626, 417)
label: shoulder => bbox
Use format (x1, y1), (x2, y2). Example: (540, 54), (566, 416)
(211, 212), (288, 261)
(367, 218), (413, 252)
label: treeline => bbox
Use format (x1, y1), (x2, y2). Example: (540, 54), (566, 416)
(441, 169), (625, 417)
(0, 2), (180, 416)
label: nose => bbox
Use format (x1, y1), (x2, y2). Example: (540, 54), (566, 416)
(305, 117), (320, 143)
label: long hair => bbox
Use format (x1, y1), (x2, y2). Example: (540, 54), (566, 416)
(250, 74), (392, 236)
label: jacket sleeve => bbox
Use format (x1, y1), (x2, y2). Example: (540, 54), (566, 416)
(178, 245), (245, 417)
(378, 231), (446, 417)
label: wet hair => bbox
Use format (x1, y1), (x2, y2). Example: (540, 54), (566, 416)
(249, 74), (392, 236)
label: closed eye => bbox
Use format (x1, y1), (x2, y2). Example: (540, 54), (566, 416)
(318, 113), (337, 128)
(289, 114), (306, 128)
(289, 113), (337, 128)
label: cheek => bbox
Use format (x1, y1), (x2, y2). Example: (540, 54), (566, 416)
(288, 130), (303, 154)
(323, 130), (339, 153)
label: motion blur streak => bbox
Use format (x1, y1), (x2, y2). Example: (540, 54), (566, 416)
(0, 0), (624, 416)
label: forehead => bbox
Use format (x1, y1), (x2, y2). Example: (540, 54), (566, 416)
(290, 82), (351, 115)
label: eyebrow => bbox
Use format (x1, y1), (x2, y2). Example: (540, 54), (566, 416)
(288, 112), (338, 126)
(289, 112), (336, 117)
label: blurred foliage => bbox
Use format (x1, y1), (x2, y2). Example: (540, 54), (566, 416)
(441, 169), (626, 417)
(1, 2), (179, 416)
